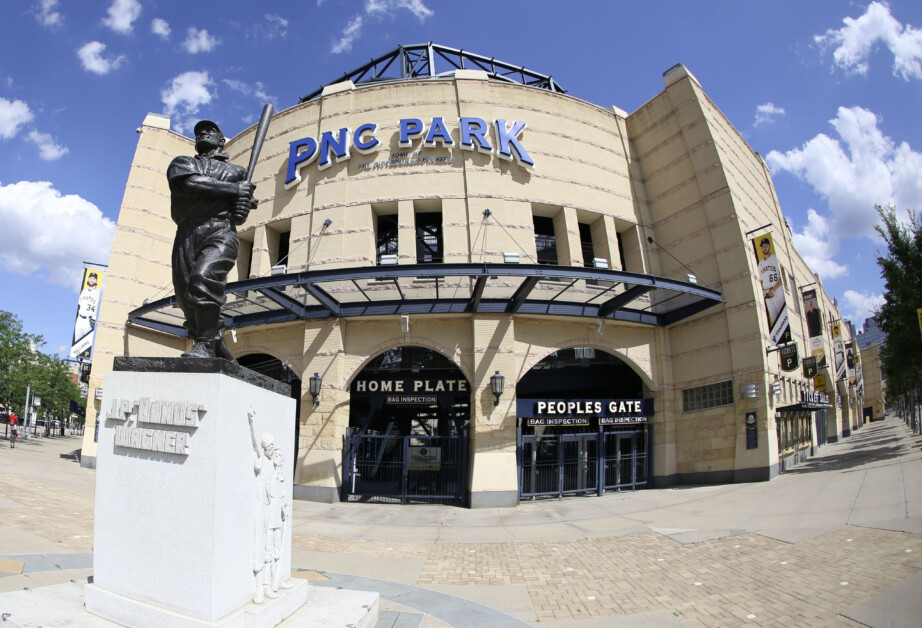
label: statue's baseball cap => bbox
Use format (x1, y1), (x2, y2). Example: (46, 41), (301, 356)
(193, 120), (222, 136)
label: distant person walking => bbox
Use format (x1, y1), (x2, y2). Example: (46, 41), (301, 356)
(9, 412), (18, 448)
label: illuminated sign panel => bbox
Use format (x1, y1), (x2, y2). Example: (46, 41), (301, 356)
(284, 117), (533, 188)
(518, 398), (654, 427)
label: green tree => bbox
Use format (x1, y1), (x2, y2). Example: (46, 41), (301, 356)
(874, 205), (922, 404)
(0, 310), (83, 421)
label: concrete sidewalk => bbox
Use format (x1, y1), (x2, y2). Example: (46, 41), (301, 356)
(2, 418), (921, 627)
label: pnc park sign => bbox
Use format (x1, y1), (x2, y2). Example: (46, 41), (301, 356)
(285, 116), (534, 188)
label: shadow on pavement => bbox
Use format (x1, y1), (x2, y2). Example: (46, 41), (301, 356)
(784, 425), (915, 474)
(59, 449), (82, 463)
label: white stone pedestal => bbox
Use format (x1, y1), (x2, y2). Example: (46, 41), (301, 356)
(86, 358), (307, 627)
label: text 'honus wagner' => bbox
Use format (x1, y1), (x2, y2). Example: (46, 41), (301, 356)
(285, 117), (534, 188)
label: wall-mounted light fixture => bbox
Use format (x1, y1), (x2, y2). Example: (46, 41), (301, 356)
(490, 370), (505, 406)
(309, 372), (322, 407)
(400, 315), (409, 333)
(740, 383), (759, 399)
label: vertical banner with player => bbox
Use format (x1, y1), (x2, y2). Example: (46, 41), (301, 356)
(831, 322), (846, 381)
(846, 341), (856, 386)
(802, 289), (826, 367)
(752, 232), (790, 346)
(855, 350), (864, 395)
(70, 268), (104, 359)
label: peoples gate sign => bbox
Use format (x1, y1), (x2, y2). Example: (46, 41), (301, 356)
(285, 117), (534, 188)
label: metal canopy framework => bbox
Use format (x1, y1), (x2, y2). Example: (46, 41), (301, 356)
(127, 264), (723, 339)
(300, 43), (566, 102)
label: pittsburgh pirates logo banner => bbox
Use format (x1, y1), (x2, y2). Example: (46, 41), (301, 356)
(752, 232), (791, 346)
(780, 343), (799, 371)
(70, 268), (104, 359)
(802, 289), (826, 367)
(803, 356), (818, 378)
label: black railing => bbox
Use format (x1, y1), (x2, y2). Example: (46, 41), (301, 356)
(518, 426), (649, 500)
(343, 429), (469, 505)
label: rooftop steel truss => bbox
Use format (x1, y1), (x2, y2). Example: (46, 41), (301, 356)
(300, 43), (566, 102)
(127, 263), (723, 339)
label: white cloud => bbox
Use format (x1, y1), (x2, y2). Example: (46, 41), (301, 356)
(151, 18), (170, 39)
(0, 97), (34, 140)
(0, 180), (115, 287)
(103, 0), (142, 35)
(332, 15), (364, 54)
(790, 209), (849, 280)
(842, 289), (884, 322)
(816, 1), (922, 80)
(754, 102), (785, 128)
(331, 0), (433, 54)
(26, 130), (69, 161)
(222, 79), (275, 105)
(261, 14), (289, 39)
(161, 71), (215, 134)
(766, 106), (922, 240)
(183, 28), (220, 54)
(35, 0), (63, 28)
(77, 41), (125, 75)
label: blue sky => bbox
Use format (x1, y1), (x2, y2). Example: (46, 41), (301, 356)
(1, 0), (920, 356)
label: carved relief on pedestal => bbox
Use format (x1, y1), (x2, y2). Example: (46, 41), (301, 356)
(247, 406), (293, 604)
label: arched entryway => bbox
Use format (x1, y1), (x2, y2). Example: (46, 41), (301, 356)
(343, 346), (470, 505)
(237, 353), (302, 474)
(516, 347), (652, 500)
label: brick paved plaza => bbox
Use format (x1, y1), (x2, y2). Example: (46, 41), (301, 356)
(2, 418), (920, 627)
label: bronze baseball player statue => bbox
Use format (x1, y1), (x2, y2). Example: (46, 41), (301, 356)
(168, 120), (256, 360)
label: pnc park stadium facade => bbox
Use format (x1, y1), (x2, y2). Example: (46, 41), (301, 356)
(80, 44), (869, 508)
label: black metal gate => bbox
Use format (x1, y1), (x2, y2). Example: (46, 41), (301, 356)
(815, 409), (829, 446)
(518, 426), (649, 500)
(343, 429), (469, 505)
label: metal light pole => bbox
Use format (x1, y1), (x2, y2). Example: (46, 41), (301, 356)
(23, 384), (31, 440)
(33, 396), (41, 437)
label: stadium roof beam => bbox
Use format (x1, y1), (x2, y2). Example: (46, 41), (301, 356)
(300, 43), (566, 102)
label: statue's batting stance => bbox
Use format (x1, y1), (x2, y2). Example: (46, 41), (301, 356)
(168, 106), (273, 359)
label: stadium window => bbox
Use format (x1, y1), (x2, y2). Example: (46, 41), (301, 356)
(276, 231), (290, 267)
(579, 222), (594, 267)
(533, 216), (557, 265)
(616, 231), (627, 271)
(682, 380), (734, 412)
(376, 214), (399, 264)
(237, 236), (253, 280)
(415, 212), (443, 263)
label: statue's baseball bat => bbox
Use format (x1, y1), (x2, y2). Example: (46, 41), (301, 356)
(245, 103), (274, 182)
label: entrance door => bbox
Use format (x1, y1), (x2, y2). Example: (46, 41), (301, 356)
(519, 426), (648, 500)
(344, 346), (470, 505)
(561, 433), (597, 494)
(344, 430), (469, 505)
(603, 432), (639, 490)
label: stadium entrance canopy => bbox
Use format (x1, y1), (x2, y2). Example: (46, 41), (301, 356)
(127, 263), (723, 338)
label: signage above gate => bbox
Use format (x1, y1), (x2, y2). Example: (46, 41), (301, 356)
(518, 398), (654, 427)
